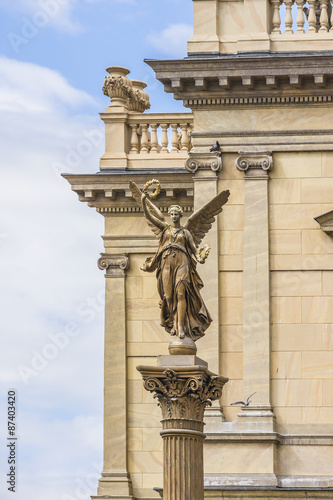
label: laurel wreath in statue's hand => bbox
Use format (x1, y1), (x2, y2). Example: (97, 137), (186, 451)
(143, 179), (161, 199)
(196, 244), (210, 264)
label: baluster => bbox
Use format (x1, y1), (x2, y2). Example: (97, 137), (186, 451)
(296, 0), (306, 31)
(284, 0), (294, 32)
(150, 123), (159, 153)
(330, 0), (333, 29)
(129, 123), (139, 153)
(307, 0), (317, 31)
(319, 0), (329, 30)
(161, 124), (169, 152)
(187, 124), (192, 151)
(180, 124), (189, 152)
(140, 124), (149, 153)
(271, 0), (282, 32)
(177, 129), (182, 150)
(171, 124), (179, 152)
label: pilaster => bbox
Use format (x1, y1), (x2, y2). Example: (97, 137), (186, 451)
(236, 151), (274, 425)
(237, 0), (271, 52)
(187, 0), (220, 55)
(185, 152), (225, 427)
(93, 254), (134, 500)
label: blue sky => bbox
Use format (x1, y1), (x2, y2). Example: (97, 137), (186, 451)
(0, 1), (193, 499)
(0, 0), (193, 112)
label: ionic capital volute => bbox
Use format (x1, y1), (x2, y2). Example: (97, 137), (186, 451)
(185, 151), (222, 173)
(236, 151), (273, 178)
(97, 253), (129, 277)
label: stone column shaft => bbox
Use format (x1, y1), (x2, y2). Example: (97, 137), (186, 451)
(236, 152), (274, 420)
(193, 170), (220, 376)
(137, 359), (228, 500)
(186, 153), (224, 425)
(162, 428), (205, 500)
(95, 254), (133, 499)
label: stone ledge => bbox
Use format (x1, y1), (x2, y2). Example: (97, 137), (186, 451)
(63, 171), (194, 212)
(315, 210), (333, 236)
(146, 54), (333, 107)
(154, 482), (333, 499)
(205, 427), (333, 445)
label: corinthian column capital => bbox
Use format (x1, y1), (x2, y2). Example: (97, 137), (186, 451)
(137, 363), (228, 500)
(97, 254), (129, 277)
(138, 366), (228, 424)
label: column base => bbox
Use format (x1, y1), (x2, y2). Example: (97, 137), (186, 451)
(94, 472), (134, 499)
(238, 404), (276, 432)
(204, 403), (226, 433)
(92, 497), (133, 500)
(205, 472), (279, 488)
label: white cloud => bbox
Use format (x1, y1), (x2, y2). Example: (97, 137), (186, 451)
(0, 56), (97, 113)
(0, 58), (104, 499)
(1, 0), (83, 35)
(146, 23), (192, 58)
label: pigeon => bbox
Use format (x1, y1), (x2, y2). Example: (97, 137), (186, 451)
(210, 141), (221, 152)
(230, 392), (256, 408)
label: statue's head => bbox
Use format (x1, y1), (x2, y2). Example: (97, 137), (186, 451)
(168, 205), (183, 222)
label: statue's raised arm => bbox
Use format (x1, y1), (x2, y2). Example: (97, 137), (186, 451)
(129, 180), (167, 237)
(129, 179), (230, 356)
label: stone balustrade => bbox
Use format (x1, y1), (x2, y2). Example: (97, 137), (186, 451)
(188, 0), (333, 54)
(127, 114), (193, 155)
(271, 0), (333, 34)
(100, 65), (193, 169)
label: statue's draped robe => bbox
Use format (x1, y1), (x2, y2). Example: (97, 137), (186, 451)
(142, 225), (212, 340)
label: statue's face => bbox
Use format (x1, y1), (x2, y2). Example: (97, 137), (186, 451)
(169, 209), (181, 223)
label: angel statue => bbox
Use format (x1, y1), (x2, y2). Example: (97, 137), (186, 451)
(129, 179), (230, 355)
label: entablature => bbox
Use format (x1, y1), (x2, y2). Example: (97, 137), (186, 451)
(62, 170), (194, 214)
(146, 53), (333, 107)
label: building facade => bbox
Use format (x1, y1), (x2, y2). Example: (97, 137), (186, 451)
(65, 0), (333, 498)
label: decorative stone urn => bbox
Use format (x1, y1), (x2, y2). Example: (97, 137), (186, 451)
(128, 79), (150, 112)
(102, 66), (132, 106)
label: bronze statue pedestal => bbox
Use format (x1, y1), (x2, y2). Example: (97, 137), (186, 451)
(137, 356), (228, 500)
(168, 336), (197, 355)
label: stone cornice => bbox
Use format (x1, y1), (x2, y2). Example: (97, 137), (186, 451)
(146, 53), (333, 107)
(62, 171), (194, 213)
(97, 253), (129, 277)
(314, 210), (333, 236)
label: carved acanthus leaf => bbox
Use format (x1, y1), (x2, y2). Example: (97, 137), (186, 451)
(141, 369), (226, 421)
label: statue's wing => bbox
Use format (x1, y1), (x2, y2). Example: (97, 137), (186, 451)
(129, 180), (166, 237)
(184, 190), (230, 246)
